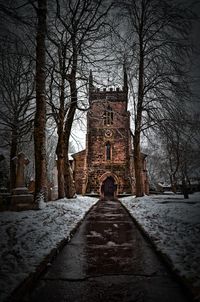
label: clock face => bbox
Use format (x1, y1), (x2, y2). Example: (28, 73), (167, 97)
(105, 129), (113, 138)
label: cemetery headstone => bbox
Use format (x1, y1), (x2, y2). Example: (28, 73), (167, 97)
(11, 152), (34, 211)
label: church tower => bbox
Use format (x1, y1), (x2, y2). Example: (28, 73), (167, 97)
(85, 69), (133, 198)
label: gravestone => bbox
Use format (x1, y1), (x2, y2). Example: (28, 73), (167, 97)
(50, 163), (58, 200)
(28, 179), (35, 194)
(11, 152), (34, 211)
(0, 154), (10, 210)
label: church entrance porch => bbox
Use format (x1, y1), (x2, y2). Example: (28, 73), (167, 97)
(101, 176), (117, 199)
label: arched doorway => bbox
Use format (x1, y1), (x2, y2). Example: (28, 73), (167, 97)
(101, 176), (116, 199)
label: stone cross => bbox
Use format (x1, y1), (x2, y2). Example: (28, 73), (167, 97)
(13, 152), (30, 188)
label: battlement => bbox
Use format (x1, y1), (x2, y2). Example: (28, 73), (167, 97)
(89, 86), (127, 102)
(88, 69), (128, 103)
(92, 86), (126, 93)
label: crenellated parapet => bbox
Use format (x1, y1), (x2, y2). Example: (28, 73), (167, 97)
(92, 86), (127, 93)
(89, 86), (128, 102)
(89, 69), (128, 103)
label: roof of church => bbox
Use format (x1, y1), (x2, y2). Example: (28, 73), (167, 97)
(71, 149), (86, 158)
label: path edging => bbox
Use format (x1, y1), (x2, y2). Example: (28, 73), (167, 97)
(119, 199), (196, 302)
(6, 199), (99, 302)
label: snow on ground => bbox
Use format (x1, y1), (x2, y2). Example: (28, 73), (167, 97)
(1, 193), (200, 301)
(120, 192), (200, 300)
(0, 196), (98, 302)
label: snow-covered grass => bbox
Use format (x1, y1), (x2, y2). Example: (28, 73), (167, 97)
(1, 192), (200, 301)
(120, 192), (200, 301)
(0, 196), (98, 302)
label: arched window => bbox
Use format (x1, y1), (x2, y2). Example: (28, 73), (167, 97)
(106, 142), (111, 160)
(103, 105), (113, 125)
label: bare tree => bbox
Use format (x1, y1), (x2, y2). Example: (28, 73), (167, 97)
(150, 107), (200, 198)
(144, 110), (200, 197)
(34, 0), (48, 203)
(47, 0), (112, 198)
(114, 0), (196, 196)
(0, 40), (34, 191)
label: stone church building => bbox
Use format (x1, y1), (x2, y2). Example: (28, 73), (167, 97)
(72, 70), (149, 198)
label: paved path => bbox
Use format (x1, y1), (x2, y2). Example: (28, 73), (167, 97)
(23, 199), (192, 302)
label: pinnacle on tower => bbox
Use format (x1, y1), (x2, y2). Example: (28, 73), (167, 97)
(89, 69), (94, 92)
(88, 69), (94, 104)
(123, 63), (128, 93)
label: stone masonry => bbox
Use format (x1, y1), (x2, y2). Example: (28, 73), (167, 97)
(72, 70), (149, 197)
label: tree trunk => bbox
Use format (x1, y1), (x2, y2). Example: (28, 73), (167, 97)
(134, 39), (144, 197)
(64, 101), (76, 198)
(63, 38), (77, 198)
(170, 173), (177, 193)
(171, 182), (177, 193)
(134, 132), (143, 197)
(34, 0), (48, 204)
(182, 176), (189, 199)
(64, 157), (75, 198)
(56, 157), (65, 198)
(10, 128), (18, 191)
(55, 75), (66, 199)
(56, 129), (65, 199)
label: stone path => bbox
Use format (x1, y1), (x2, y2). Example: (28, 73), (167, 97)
(22, 199), (193, 302)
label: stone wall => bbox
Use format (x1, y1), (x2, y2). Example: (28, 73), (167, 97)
(86, 89), (132, 196)
(72, 150), (86, 194)
(72, 85), (149, 197)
